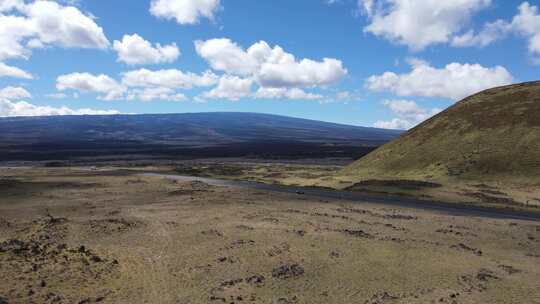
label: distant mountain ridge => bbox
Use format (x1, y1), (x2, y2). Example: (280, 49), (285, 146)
(341, 81), (540, 182)
(0, 112), (402, 161)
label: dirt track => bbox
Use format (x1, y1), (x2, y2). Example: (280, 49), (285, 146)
(1, 167), (539, 303)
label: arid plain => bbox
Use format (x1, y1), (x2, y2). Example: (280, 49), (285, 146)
(1, 166), (539, 304)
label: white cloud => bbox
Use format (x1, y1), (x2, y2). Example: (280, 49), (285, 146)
(451, 20), (511, 47)
(201, 75), (253, 101)
(0, 0), (109, 61)
(366, 59), (513, 101)
(123, 68), (219, 102)
(0, 14), (34, 60)
(257, 56), (346, 88)
(449, 2), (540, 58)
(113, 34), (180, 65)
(373, 118), (413, 130)
(0, 0), (25, 12)
(254, 87), (323, 100)
(374, 99), (442, 129)
(56, 72), (126, 101)
(23, 1), (109, 49)
(195, 38), (347, 88)
(512, 2), (540, 55)
(0, 62), (32, 79)
(127, 87), (186, 102)
(150, 0), (221, 25)
(360, 0), (492, 50)
(0, 86), (31, 100)
(0, 98), (119, 117)
(54, 69), (218, 103)
(195, 38), (259, 76)
(122, 68), (218, 89)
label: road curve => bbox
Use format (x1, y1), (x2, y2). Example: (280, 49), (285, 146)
(141, 173), (540, 222)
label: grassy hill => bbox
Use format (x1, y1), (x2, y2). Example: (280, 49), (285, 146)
(340, 81), (540, 184)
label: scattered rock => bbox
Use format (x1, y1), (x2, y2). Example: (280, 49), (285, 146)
(0, 216), (119, 303)
(0, 217), (11, 228)
(436, 227), (477, 237)
(294, 230), (306, 236)
(498, 265), (521, 275)
(267, 243), (290, 257)
(285, 209), (308, 215)
(364, 291), (399, 304)
(246, 275), (265, 285)
(272, 264), (304, 279)
(383, 213), (417, 220)
(341, 229), (375, 239)
(336, 207), (417, 221)
(201, 229), (224, 237)
(276, 296), (298, 304)
(87, 218), (143, 235)
(228, 239), (255, 249)
(262, 217), (279, 223)
(217, 256), (237, 264)
(476, 269), (499, 282)
(451, 243), (482, 256)
(220, 278), (243, 287)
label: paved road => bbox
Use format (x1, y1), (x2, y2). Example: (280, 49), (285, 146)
(142, 173), (540, 222)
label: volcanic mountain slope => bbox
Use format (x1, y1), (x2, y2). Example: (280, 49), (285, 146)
(341, 81), (540, 183)
(0, 112), (401, 161)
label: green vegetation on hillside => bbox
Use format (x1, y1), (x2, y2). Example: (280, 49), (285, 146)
(340, 81), (540, 183)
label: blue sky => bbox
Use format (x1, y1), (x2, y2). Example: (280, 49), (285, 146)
(0, 0), (539, 128)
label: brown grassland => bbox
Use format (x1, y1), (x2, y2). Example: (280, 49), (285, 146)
(0, 166), (539, 304)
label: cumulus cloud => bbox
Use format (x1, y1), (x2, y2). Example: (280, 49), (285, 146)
(113, 34), (180, 65)
(195, 39), (259, 76)
(23, 1), (109, 49)
(127, 87), (186, 102)
(0, 0), (25, 12)
(0, 98), (119, 117)
(150, 0), (221, 25)
(0, 0), (109, 61)
(0, 86), (31, 100)
(56, 72), (126, 101)
(366, 59), (513, 101)
(201, 75), (253, 101)
(258, 57), (346, 88)
(54, 69), (219, 102)
(360, 0), (492, 50)
(122, 68), (218, 89)
(511, 2), (540, 55)
(254, 87), (323, 100)
(451, 20), (512, 47)
(449, 2), (540, 58)
(0, 62), (32, 79)
(122, 68), (218, 102)
(195, 38), (347, 88)
(373, 99), (442, 130)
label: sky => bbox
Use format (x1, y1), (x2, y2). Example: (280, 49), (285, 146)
(0, 0), (539, 129)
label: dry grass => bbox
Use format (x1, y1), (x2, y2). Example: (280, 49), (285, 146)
(340, 81), (540, 184)
(0, 167), (539, 303)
